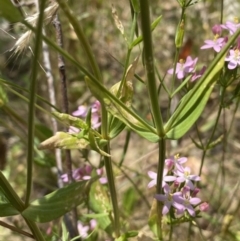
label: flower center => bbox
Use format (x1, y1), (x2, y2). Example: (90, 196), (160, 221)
(234, 49), (240, 60)
(214, 34), (219, 41)
(167, 193), (173, 202)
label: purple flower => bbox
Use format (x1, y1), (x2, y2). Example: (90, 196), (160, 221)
(174, 193), (201, 216)
(77, 221), (90, 239)
(199, 202), (209, 212)
(192, 187), (200, 197)
(200, 37), (226, 52)
(167, 56), (198, 79)
(72, 100), (101, 129)
(175, 166), (200, 190)
(165, 155), (187, 172)
(147, 169), (176, 188)
(221, 20), (240, 35)
(77, 219), (97, 239)
(191, 66), (206, 82)
(155, 185), (184, 215)
(225, 49), (240, 69)
(212, 24), (222, 35)
(61, 165), (107, 184)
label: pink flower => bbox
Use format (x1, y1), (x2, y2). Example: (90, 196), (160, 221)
(174, 193), (201, 217)
(199, 202), (209, 212)
(221, 20), (240, 35)
(155, 185), (184, 215)
(72, 100), (101, 129)
(175, 166), (200, 190)
(61, 165), (107, 184)
(147, 169), (176, 188)
(165, 156), (187, 172)
(212, 24), (222, 35)
(201, 37), (225, 52)
(167, 56), (198, 79)
(191, 66), (206, 82)
(225, 49), (240, 69)
(77, 219), (97, 239)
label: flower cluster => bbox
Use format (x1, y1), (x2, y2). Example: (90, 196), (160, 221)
(167, 56), (200, 81)
(148, 155), (209, 217)
(69, 100), (101, 133)
(201, 19), (240, 70)
(61, 164), (107, 184)
(168, 19), (240, 81)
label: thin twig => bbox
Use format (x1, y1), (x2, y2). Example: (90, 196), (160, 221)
(52, 12), (79, 239)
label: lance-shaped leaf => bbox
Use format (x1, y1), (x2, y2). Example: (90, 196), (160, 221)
(164, 29), (240, 139)
(88, 130), (110, 157)
(0, 189), (20, 217)
(108, 57), (138, 138)
(85, 76), (159, 142)
(89, 181), (112, 234)
(0, 203), (20, 217)
(109, 117), (126, 139)
(106, 100), (159, 142)
(22, 179), (96, 223)
(52, 112), (89, 130)
(0, 0), (23, 22)
(38, 131), (90, 150)
(130, 15), (162, 49)
(165, 82), (215, 139)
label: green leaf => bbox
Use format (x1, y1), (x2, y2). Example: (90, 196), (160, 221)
(122, 187), (137, 216)
(115, 231), (138, 241)
(165, 28), (240, 139)
(0, 84), (8, 107)
(22, 179), (95, 223)
(38, 131), (90, 150)
(0, 203), (19, 217)
(105, 103), (159, 142)
(109, 117), (126, 139)
(130, 15), (162, 48)
(89, 182), (112, 234)
(88, 130), (110, 157)
(85, 76), (159, 142)
(131, 0), (140, 13)
(165, 82), (214, 139)
(52, 112), (88, 130)
(0, 0), (23, 22)
(148, 200), (158, 237)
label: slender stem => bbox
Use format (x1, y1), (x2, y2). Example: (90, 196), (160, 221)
(25, 0), (46, 206)
(52, 13), (79, 238)
(56, 1), (120, 237)
(156, 139), (166, 240)
(119, 129), (131, 167)
(220, 0), (224, 24)
(0, 221), (34, 239)
(139, 0), (164, 136)
(103, 144), (120, 238)
(57, 0), (102, 82)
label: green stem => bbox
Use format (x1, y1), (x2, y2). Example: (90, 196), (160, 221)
(25, 0), (46, 206)
(139, 0), (164, 136)
(57, 0), (102, 82)
(103, 144), (120, 238)
(119, 129), (131, 167)
(156, 139), (166, 240)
